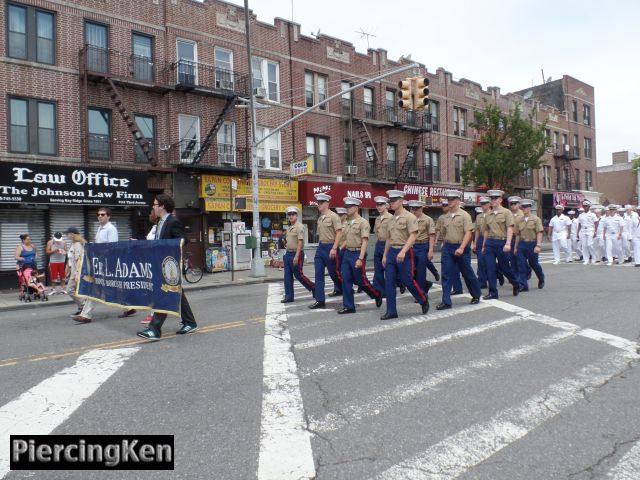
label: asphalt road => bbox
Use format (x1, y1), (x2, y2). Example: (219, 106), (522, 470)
(2, 253), (640, 480)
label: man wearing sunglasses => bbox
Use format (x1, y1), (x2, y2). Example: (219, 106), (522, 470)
(72, 207), (134, 323)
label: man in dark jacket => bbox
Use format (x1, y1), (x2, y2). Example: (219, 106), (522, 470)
(137, 194), (198, 341)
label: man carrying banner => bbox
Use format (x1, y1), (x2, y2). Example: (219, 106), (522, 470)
(137, 194), (198, 341)
(72, 207), (135, 323)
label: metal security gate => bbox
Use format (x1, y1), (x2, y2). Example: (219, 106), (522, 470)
(49, 206), (85, 251)
(0, 209), (46, 271)
(87, 209), (133, 242)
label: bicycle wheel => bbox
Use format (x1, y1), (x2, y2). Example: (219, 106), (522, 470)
(184, 266), (203, 283)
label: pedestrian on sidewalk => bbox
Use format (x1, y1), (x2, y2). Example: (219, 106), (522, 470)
(64, 227), (86, 315)
(137, 194), (199, 341)
(281, 206), (315, 303)
(45, 232), (68, 296)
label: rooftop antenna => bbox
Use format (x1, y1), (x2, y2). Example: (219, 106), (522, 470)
(541, 68), (545, 84)
(310, 29), (321, 38)
(355, 27), (376, 49)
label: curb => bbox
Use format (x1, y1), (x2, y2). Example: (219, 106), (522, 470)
(0, 275), (284, 313)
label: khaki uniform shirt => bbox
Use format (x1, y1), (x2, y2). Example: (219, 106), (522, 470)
(435, 214), (445, 235)
(317, 210), (342, 243)
(484, 206), (514, 240)
(475, 213), (486, 237)
(415, 215), (436, 242)
(515, 214), (543, 242)
(344, 216), (370, 249)
(285, 222), (305, 250)
(374, 211), (393, 242)
(441, 209), (474, 244)
(388, 209), (419, 246)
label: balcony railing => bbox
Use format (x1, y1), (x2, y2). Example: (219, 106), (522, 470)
(552, 144), (580, 160)
(340, 99), (434, 131)
(79, 46), (249, 96)
(397, 166), (441, 183)
(169, 140), (250, 170)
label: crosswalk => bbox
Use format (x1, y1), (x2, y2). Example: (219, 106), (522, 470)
(260, 282), (640, 479)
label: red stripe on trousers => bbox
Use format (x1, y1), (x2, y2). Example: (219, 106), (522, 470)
(298, 255), (315, 290)
(359, 259), (380, 298)
(334, 253), (343, 282)
(409, 249), (427, 302)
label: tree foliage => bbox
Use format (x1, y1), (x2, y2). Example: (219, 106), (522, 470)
(462, 100), (549, 192)
(632, 156), (640, 176)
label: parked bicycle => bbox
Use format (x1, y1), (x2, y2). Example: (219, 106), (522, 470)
(183, 253), (203, 283)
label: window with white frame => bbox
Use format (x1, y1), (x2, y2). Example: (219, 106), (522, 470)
(214, 47), (234, 90)
(363, 87), (374, 119)
(304, 71), (328, 110)
(386, 144), (397, 178)
(341, 81), (353, 114)
(454, 154), (466, 182)
(585, 170), (593, 190)
(307, 135), (329, 174)
(252, 57), (279, 101)
(425, 150), (440, 182)
(453, 106), (467, 136)
(217, 122), (236, 164)
(255, 127), (281, 169)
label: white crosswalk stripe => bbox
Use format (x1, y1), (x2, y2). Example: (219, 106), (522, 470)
(607, 440), (640, 479)
(0, 347), (139, 478)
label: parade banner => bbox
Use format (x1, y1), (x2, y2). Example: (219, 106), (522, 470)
(77, 239), (183, 316)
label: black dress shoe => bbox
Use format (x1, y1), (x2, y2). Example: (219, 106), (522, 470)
(498, 275), (505, 286)
(328, 291), (342, 297)
(513, 285), (520, 296)
(375, 297), (383, 308)
(281, 299), (294, 303)
(399, 284), (406, 294)
(436, 303), (451, 310)
(482, 294), (498, 300)
(434, 272), (440, 282)
(480, 284), (488, 289)
(425, 280), (434, 293)
(538, 279), (545, 289)
(308, 301), (326, 309)
(338, 308), (356, 314)
(470, 297), (480, 305)
(451, 290), (463, 296)
(421, 302), (430, 314)
(527, 271), (532, 280)
(380, 313), (398, 321)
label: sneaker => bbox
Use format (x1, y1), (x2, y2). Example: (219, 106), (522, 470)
(136, 329), (160, 341)
(47, 290), (56, 296)
(60, 290), (67, 294)
(552, 261), (559, 265)
(176, 324), (199, 335)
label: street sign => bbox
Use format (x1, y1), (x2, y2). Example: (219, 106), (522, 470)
(231, 179), (238, 191)
(291, 158), (314, 177)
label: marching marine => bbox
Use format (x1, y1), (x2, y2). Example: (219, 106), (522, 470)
(473, 197), (491, 288)
(281, 206), (315, 303)
(407, 200), (437, 294)
(373, 196), (393, 295)
(513, 199), (545, 290)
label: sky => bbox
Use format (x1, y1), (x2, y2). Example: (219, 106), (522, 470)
(229, 0), (640, 166)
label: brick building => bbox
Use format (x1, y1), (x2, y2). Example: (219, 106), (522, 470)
(597, 151), (639, 206)
(0, 0), (598, 286)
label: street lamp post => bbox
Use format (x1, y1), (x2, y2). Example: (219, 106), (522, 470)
(244, 0), (265, 277)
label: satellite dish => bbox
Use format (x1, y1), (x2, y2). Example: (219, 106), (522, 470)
(523, 90), (532, 100)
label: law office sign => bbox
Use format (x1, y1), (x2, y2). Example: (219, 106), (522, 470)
(0, 162), (151, 206)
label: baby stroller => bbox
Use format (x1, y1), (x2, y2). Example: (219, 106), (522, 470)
(17, 264), (48, 302)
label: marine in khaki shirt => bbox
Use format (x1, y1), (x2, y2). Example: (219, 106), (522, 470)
(441, 209), (474, 245)
(415, 214), (436, 243)
(344, 216), (371, 249)
(514, 212), (544, 243)
(317, 209), (342, 244)
(483, 206), (515, 241)
(374, 211), (393, 242)
(286, 220), (305, 251)
(388, 209), (419, 247)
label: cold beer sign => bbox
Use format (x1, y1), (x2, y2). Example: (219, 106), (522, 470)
(290, 158), (313, 178)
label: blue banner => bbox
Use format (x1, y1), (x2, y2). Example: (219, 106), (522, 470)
(77, 239), (183, 316)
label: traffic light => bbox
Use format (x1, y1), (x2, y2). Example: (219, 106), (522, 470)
(413, 77), (430, 111)
(398, 78), (413, 110)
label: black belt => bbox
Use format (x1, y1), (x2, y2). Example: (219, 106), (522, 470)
(286, 250), (296, 252)
(415, 240), (429, 244)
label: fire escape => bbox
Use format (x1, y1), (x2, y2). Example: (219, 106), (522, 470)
(553, 143), (581, 191)
(395, 110), (433, 182)
(78, 46), (248, 170)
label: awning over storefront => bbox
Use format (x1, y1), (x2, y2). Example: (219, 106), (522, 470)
(0, 162), (151, 206)
(200, 174), (300, 213)
(396, 183), (465, 206)
(298, 180), (388, 209)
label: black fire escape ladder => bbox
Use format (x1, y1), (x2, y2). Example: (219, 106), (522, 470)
(191, 95), (238, 165)
(104, 78), (155, 165)
(354, 119), (379, 176)
(564, 158), (576, 191)
(397, 130), (424, 181)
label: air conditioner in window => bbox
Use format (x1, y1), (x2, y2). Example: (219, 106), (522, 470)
(216, 79), (234, 90)
(345, 165), (358, 175)
(253, 87), (267, 99)
(407, 170), (418, 179)
(221, 156), (236, 165)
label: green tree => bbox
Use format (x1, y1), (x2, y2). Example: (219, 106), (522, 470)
(631, 155), (640, 176)
(462, 101), (548, 192)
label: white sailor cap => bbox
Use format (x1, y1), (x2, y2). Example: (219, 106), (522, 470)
(479, 196), (490, 204)
(475, 207), (483, 213)
(617, 207), (626, 213)
(343, 197), (362, 207)
(507, 196), (522, 203)
(521, 199), (533, 207)
(386, 189), (405, 200)
(568, 210), (576, 215)
(582, 200), (591, 206)
(374, 196), (389, 204)
(555, 204), (564, 210)
(487, 189), (504, 198)
(444, 190), (463, 199)
(335, 207), (347, 215)
(607, 204), (617, 210)
(441, 199), (449, 206)
(407, 200), (425, 208)
(285, 206), (299, 215)
(624, 204), (633, 209)
(314, 193), (331, 202)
